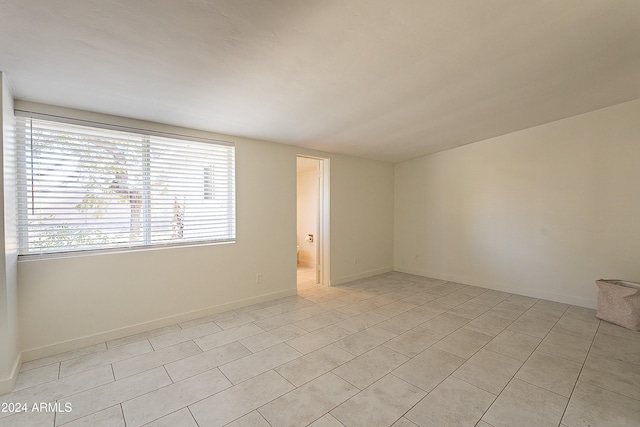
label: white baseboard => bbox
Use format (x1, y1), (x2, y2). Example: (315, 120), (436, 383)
(0, 352), (22, 396)
(394, 266), (597, 309)
(21, 288), (297, 363)
(331, 267), (394, 286)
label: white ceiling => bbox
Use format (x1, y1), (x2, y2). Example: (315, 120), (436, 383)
(1, 1), (639, 163)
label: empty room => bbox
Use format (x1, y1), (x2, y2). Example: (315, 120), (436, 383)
(1, 1), (639, 426)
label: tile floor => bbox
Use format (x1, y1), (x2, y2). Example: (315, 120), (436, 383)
(2, 272), (639, 426)
(297, 265), (318, 290)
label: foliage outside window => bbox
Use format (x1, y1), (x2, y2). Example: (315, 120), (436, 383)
(16, 115), (236, 256)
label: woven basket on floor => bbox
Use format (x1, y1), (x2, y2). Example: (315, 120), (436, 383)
(595, 279), (640, 331)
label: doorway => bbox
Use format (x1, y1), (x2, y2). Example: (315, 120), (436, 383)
(296, 155), (329, 289)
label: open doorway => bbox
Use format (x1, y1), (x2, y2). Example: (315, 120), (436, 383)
(296, 155), (329, 289)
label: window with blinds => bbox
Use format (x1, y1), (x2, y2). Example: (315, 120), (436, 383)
(16, 114), (236, 256)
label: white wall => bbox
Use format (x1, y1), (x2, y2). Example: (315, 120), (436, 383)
(331, 155), (395, 284)
(15, 101), (395, 358)
(0, 72), (19, 394)
(296, 160), (318, 267)
(395, 99), (640, 308)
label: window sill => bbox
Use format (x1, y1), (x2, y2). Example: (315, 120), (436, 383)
(17, 239), (236, 262)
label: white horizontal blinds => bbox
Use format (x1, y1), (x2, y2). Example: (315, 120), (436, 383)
(16, 116), (235, 255)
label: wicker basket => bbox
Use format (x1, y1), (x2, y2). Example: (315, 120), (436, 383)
(595, 279), (640, 331)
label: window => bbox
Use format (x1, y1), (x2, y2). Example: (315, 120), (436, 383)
(16, 114), (236, 256)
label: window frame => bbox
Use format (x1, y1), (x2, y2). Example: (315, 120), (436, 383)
(15, 110), (236, 259)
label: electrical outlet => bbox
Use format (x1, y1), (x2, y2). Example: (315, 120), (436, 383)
(256, 273), (262, 284)
(414, 255), (420, 261)
(353, 257), (357, 265)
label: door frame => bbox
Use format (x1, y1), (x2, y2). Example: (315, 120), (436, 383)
(297, 155), (330, 286)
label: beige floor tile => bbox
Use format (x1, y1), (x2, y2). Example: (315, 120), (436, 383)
(405, 376), (495, 427)
(400, 291), (439, 305)
(488, 301), (528, 319)
(259, 372), (358, 426)
(122, 369), (231, 427)
(464, 313), (513, 337)
(383, 325), (445, 357)
(391, 417), (420, 426)
(506, 294), (538, 309)
(286, 324), (353, 354)
(536, 331), (592, 364)
(112, 341), (201, 379)
(193, 323), (264, 351)
(376, 311), (433, 334)
(447, 302), (491, 320)
(420, 313), (469, 335)
(422, 284), (456, 297)
(9, 273), (631, 427)
(225, 410), (271, 426)
(55, 367), (171, 425)
(164, 341), (251, 382)
(308, 414), (345, 427)
(515, 351), (582, 397)
(563, 305), (598, 323)
(482, 379), (568, 427)
(61, 405), (125, 427)
(485, 330), (541, 361)
(590, 332), (640, 366)
(392, 347), (466, 392)
(252, 310), (312, 331)
(294, 310), (351, 332)
(469, 293), (509, 308)
(336, 311), (388, 333)
(423, 299), (459, 311)
(12, 363), (59, 392)
(19, 342), (107, 373)
(374, 301), (418, 317)
(486, 304), (527, 321)
(507, 313), (556, 339)
(220, 343), (301, 384)
(597, 321), (640, 342)
(552, 316), (599, 340)
(144, 408), (198, 427)
(275, 344), (355, 387)
(264, 297), (314, 315)
(334, 326), (397, 356)
(60, 340), (153, 377)
(178, 310), (237, 329)
(406, 304), (447, 320)
(579, 352), (640, 400)
(239, 324), (307, 353)
(456, 285), (488, 297)
(485, 290), (513, 299)
(562, 381), (640, 427)
(215, 308), (276, 329)
(301, 304), (329, 316)
(331, 374), (426, 427)
(527, 300), (568, 321)
(434, 292), (475, 307)
(333, 346), (409, 389)
(434, 327), (493, 359)
(106, 324), (181, 349)
(148, 321), (222, 349)
(443, 281), (470, 291)
(2, 410), (55, 427)
(335, 301), (377, 317)
(189, 370), (294, 426)
(1, 366), (114, 415)
(453, 349), (522, 395)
